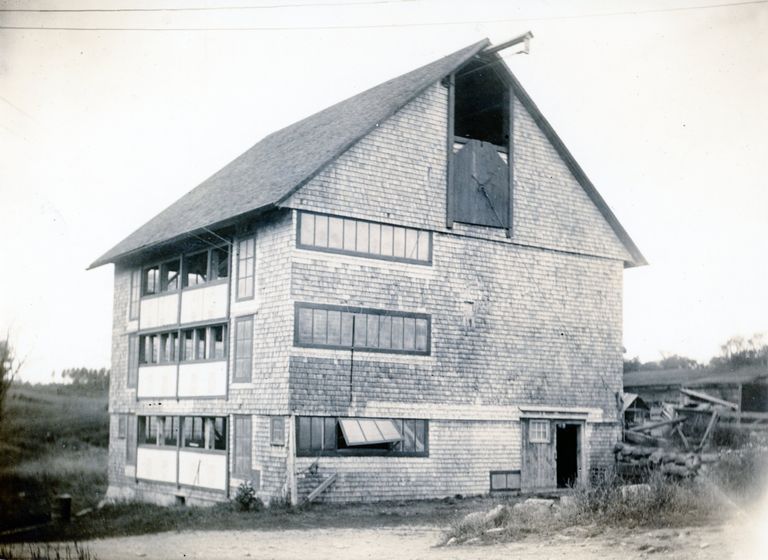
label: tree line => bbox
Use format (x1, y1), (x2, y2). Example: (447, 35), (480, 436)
(624, 333), (768, 373)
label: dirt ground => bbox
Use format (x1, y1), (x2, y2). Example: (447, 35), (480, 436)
(36, 518), (764, 560)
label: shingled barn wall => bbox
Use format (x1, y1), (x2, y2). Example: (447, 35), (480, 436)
(285, 82), (625, 501)
(106, 78), (628, 504)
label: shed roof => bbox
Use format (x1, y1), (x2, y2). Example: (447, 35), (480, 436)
(90, 38), (646, 269)
(624, 364), (768, 388)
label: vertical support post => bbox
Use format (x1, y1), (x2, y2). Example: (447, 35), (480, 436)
(506, 85), (514, 239)
(445, 74), (456, 229)
(288, 414), (298, 506)
(349, 314), (356, 405)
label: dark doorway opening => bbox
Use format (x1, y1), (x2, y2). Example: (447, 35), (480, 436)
(556, 424), (579, 488)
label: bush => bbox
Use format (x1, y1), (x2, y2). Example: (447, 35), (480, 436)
(706, 446), (768, 500)
(233, 481), (262, 512)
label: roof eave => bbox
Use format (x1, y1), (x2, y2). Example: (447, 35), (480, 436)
(87, 203), (278, 270)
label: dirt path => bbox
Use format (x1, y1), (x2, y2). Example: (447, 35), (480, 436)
(52, 522), (761, 560)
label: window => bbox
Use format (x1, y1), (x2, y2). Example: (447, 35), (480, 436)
(183, 245), (229, 288)
(529, 420), (550, 443)
(296, 416), (428, 457)
(126, 415), (137, 465)
(490, 470), (521, 491)
(137, 416), (178, 446)
(142, 258), (181, 296)
(270, 417), (285, 446)
(295, 303), (430, 355)
(118, 415), (127, 439)
(232, 316), (254, 383)
(129, 269), (141, 320)
(182, 416), (227, 451)
(138, 325), (226, 365)
(298, 211), (431, 264)
(233, 415), (252, 477)
(236, 236), (256, 300)
(127, 334), (139, 388)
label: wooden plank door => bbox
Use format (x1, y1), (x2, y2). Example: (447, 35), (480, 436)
(521, 418), (556, 491)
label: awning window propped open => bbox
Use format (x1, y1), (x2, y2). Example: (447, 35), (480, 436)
(338, 418), (402, 446)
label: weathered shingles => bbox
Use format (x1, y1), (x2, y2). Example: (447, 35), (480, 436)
(90, 40), (490, 268)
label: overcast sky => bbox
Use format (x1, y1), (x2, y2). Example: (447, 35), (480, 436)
(1, 0), (766, 383)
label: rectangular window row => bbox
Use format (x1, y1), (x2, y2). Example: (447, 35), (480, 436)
(296, 416), (428, 457)
(298, 211), (431, 264)
(295, 303), (430, 354)
(142, 245), (229, 296)
(139, 324), (227, 365)
(138, 415), (227, 452)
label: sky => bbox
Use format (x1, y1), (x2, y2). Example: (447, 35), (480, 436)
(0, 0), (766, 383)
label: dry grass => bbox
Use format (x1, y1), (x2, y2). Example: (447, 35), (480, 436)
(0, 385), (109, 532)
(0, 542), (96, 560)
(443, 448), (768, 547)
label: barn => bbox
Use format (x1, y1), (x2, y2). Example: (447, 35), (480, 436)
(91, 37), (645, 505)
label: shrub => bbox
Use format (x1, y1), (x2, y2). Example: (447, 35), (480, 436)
(233, 481), (262, 512)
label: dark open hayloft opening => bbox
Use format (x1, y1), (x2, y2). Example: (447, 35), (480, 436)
(454, 58), (509, 146)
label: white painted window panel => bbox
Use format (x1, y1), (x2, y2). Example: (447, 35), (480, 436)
(139, 293), (179, 330)
(136, 447), (177, 484)
(137, 365), (177, 398)
(178, 450), (227, 490)
(179, 283), (228, 324)
(177, 361), (227, 398)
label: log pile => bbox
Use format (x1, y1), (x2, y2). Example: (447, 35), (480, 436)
(613, 442), (710, 477)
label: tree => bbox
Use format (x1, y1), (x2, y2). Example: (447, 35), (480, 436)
(61, 367), (110, 393)
(710, 333), (768, 368)
(0, 336), (21, 427)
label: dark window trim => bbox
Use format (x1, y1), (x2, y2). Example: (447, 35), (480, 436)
(235, 234), (256, 302)
(294, 302), (431, 356)
(295, 416), (429, 458)
(296, 210), (433, 266)
(489, 470), (521, 492)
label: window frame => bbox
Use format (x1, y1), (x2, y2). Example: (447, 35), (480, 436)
(129, 268), (141, 320)
(141, 257), (182, 297)
(297, 211), (433, 266)
(490, 470), (521, 492)
(232, 415), (253, 477)
(270, 416), (285, 447)
(295, 416), (429, 458)
(232, 315), (254, 383)
(182, 244), (231, 290)
(180, 415), (228, 453)
(235, 235), (256, 301)
(137, 323), (228, 366)
(294, 303), (431, 356)
(529, 419), (551, 444)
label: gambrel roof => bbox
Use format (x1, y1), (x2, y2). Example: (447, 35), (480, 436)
(91, 38), (645, 269)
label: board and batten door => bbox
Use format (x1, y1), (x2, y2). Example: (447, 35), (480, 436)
(521, 418), (556, 491)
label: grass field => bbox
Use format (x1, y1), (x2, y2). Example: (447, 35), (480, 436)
(0, 384), (109, 531)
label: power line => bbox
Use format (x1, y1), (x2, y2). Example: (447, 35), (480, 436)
(0, 0), (764, 31)
(0, 0), (413, 13)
